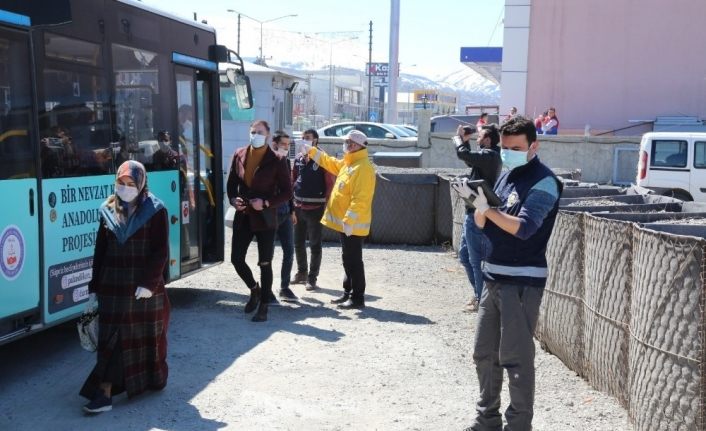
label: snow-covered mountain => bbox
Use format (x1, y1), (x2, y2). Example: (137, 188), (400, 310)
(210, 19), (500, 107)
(269, 61), (500, 107)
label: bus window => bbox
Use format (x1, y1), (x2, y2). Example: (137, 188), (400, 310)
(112, 44), (168, 171)
(0, 32), (35, 179)
(39, 34), (111, 178)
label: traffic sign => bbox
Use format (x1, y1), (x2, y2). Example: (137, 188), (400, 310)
(369, 112), (377, 121)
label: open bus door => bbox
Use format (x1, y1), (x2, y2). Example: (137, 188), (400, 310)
(0, 21), (41, 342)
(173, 49), (252, 277)
(173, 58), (222, 276)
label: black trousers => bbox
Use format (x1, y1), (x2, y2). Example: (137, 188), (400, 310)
(294, 206), (325, 283)
(231, 215), (276, 298)
(339, 233), (366, 302)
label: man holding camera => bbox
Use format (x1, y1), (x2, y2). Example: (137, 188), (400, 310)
(456, 116), (562, 431)
(453, 124), (502, 312)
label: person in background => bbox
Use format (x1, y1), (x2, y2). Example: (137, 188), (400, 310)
(542, 107), (559, 135)
(269, 130), (298, 302)
(534, 111), (547, 135)
(80, 160), (170, 414)
(300, 130), (376, 309)
(292, 129), (335, 291)
(227, 120), (292, 322)
(476, 112), (488, 133)
(151, 131), (178, 170)
(459, 116), (562, 431)
(453, 124), (502, 312)
(505, 106), (518, 123)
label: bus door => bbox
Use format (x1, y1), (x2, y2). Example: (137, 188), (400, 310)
(0, 24), (41, 340)
(175, 64), (220, 274)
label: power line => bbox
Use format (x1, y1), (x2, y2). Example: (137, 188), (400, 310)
(487, 6), (504, 46)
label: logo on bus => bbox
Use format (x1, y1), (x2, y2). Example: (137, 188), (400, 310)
(0, 225), (24, 280)
(48, 192), (57, 208)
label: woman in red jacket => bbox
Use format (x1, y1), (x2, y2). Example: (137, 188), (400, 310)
(226, 120), (292, 322)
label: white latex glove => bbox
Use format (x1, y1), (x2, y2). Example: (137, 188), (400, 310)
(343, 223), (353, 237)
(86, 293), (98, 312)
(469, 186), (490, 215)
(135, 286), (153, 299)
(451, 179), (473, 199)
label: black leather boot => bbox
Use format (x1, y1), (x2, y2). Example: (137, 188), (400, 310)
(244, 284), (261, 313)
(330, 291), (350, 304)
(252, 300), (268, 322)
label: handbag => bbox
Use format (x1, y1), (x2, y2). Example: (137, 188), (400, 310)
(77, 310), (99, 352)
(225, 206), (236, 228)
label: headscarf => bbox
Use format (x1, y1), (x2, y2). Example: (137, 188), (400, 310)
(100, 161), (164, 244)
(115, 160), (147, 218)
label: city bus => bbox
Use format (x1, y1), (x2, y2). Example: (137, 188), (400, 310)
(0, 0), (252, 344)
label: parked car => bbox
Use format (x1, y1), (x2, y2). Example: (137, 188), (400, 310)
(636, 131), (706, 201)
(399, 124), (418, 135)
(430, 114), (500, 133)
(385, 124), (416, 137)
(318, 122), (417, 141)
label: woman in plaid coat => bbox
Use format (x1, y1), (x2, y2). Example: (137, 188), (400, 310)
(81, 161), (170, 414)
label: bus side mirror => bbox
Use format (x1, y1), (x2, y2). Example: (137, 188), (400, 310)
(226, 68), (253, 110)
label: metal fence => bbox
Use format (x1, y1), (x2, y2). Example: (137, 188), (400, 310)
(538, 209), (706, 430)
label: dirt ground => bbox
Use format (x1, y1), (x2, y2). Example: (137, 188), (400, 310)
(0, 230), (632, 430)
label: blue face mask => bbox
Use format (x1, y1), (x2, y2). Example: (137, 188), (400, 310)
(501, 148), (529, 170)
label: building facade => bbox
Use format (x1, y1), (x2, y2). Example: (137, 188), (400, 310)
(497, 0), (706, 135)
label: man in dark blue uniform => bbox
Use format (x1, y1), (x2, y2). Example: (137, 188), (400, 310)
(460, 116), (562, 431)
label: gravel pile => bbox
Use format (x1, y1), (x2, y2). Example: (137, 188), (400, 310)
(651, 217), (706, 225)
(565, 199), (629, 207)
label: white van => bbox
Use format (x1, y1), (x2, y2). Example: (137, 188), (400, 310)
(636, 132), (706, 202)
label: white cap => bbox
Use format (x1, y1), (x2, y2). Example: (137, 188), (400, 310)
(344, 130), (368, 146)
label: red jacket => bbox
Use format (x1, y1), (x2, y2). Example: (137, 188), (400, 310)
(226, 145), (292, 231)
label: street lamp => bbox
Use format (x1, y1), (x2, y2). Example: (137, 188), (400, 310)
(227, 10), (297, 65)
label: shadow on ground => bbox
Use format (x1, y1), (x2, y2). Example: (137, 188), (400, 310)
(0, 284), (432, 430)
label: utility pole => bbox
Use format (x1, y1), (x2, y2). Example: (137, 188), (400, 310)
(386, 0), (400, 123)
(367, 21), (373, 121)
(237, 14), (241, 54)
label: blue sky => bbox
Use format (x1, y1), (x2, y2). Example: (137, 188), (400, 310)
(140, 0), (504, 77)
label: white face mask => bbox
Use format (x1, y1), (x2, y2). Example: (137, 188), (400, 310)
(343, 142), (355, 154)
(250, 133), (267, 148)
(116, 184), (140, 202)
(275, 147), (288, 157)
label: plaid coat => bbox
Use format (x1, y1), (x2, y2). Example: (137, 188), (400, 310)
(81, 207), (170, 399)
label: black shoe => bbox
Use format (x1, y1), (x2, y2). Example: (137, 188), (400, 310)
(305, 281), (318, 291)
(292, 271), (308, 284)
(330, 292), (350, 304)
(252, 301), (268, 322)
(337, 299), (364, 310)
(244, 284), (261, 313)
(83, 394), (112, 414)
(279, 287), (299, 302)
(263, 290), (280, 306)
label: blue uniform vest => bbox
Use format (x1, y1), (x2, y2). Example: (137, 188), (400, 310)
(483, 156), (562, 287)
(293, 156), (327, 203)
